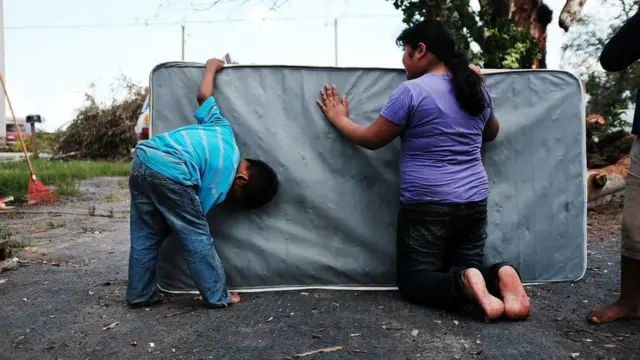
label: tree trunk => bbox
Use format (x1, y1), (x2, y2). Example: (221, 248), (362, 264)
(507, 0), (553, 68)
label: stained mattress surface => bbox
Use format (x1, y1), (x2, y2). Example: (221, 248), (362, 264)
(149, 63), (587, 292)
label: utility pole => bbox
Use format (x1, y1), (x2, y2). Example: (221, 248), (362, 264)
(0, 0), (6, 149)
(181, 24), (185, 61)
(334, 18), (338, 67)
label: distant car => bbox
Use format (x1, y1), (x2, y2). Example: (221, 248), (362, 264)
(135, 95), (150, 144)
(5, 123), (29, 148)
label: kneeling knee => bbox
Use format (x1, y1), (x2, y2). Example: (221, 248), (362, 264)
(397, 282), (420, 303)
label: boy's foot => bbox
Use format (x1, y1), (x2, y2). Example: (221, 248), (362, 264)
(128, 294), (166, 308)
(463, 268), (505, 322)
(497, 266), (531, 320)
(203, 292), (241, 309)
(589, 301), (640, 323)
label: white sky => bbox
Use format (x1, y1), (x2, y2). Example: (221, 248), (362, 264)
(4, 0), (601, 131)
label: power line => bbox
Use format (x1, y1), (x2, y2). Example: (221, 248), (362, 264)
(5, 13), (400, 30)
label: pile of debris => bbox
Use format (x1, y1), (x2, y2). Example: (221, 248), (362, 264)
(56, 80), (147, 160)
(586, 114), (636, 203)
(0, 237), (20, 274)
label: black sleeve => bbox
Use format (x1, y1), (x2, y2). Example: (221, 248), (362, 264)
(599, 10), (640, 72)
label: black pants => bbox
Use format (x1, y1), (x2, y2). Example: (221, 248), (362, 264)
(396, 200), (514, 310)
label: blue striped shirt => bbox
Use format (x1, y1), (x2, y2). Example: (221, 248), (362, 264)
(135, 96), (240, 213)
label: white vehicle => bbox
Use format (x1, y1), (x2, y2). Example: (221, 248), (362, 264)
(134, 95), (150, 144)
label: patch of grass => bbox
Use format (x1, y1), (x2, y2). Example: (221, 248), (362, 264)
(0, 159), (130, 198)
(105, 193), (120, 202)
(117, 179), (129, 189)
(0, 230), (11, 240)
(54, 181), (80, 197)
(2, 236), (33, 250)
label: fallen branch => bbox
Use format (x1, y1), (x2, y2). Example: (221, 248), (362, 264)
(2, 210), (128, 218)
(294, 346), (343, 358)
(161, 309), (194, 318)
(587, 156), (630, 202)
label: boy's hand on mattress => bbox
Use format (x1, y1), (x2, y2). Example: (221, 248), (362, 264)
(205, 58), (225, 73)
(317, 84), (349, 125)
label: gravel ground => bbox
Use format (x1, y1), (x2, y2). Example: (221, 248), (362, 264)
(0, 178), (638, 360)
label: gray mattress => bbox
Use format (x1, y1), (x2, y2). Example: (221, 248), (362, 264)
(149, 63), (587, 292)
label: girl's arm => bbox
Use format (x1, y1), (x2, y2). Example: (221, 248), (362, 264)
(327, 114), (404, 150)
(316, 84), (405, 150)
(483, 116), (499, 142)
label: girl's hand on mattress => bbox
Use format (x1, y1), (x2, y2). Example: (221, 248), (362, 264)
(317, 84), (349, 125)
(469, 64), (482, 77)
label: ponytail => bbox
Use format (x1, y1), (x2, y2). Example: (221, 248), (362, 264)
(442, 52), (487, 116)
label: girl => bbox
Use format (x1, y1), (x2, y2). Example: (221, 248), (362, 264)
(316, 20), (530, 321)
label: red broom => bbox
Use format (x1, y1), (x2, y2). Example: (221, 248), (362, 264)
(0, 73), (58, 205)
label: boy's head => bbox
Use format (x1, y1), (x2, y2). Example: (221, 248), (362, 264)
(229, 158), (278, 210)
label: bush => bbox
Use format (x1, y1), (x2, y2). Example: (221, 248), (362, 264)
(7, 132), (60, 156)
(57, 76), (147, 160)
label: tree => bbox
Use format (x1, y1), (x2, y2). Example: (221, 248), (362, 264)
(389, 0), (551, 68)
(562, 0), (640, 133)
(389, 0), (589, 69)
(156, 0), (588, 69)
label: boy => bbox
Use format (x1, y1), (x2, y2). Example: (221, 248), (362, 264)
(126, 58), (278, 308)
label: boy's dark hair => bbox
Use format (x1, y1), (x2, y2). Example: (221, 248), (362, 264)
(243, 158), (278, 210)
(396, 19), (487, 117)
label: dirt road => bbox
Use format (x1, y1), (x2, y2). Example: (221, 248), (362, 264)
(0, 178), (638, 360)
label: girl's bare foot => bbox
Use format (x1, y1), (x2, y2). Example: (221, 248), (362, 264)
(498, 266), (531, 320)
(589, 301), (640, 323)
(231, 292), (242, 304)
(463, 268), (505, 321)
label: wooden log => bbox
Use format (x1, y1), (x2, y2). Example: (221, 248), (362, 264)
(587, 155), (630, 201)
(586, 114), (606, 128)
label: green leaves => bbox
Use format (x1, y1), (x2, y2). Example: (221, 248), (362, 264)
(563, 0), (640, 133)
(387, 0), (542, 69)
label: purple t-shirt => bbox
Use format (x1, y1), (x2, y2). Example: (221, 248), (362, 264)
(380, 74), (494, 204)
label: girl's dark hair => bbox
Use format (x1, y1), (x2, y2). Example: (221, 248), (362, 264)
(396, 19), (487, 116)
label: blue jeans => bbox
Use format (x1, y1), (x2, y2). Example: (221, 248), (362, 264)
(125, 155), (232, 307)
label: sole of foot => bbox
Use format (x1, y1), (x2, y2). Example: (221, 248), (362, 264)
(464, 268), (505, 322)
(589, 302), (640, 324)
(498, 266), (530, 320)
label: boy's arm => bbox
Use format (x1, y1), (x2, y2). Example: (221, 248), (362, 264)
(197, 58), (225, 105)
(194, 58), (229, 125)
